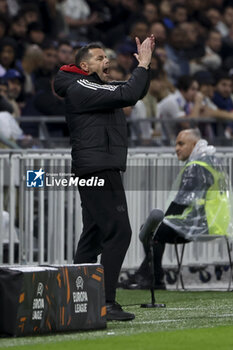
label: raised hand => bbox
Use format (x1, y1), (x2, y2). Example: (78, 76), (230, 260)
(149, 34), (155, 52)
(134, 34), (156, 69)
(135, 36), (141, 60)
(135, 34), (155, 56)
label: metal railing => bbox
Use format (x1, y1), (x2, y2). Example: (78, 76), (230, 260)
(16, 116), (233, 148)
(0, 148), (233, 269)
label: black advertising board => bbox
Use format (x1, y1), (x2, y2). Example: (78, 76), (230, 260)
(0, 264), (106, 336)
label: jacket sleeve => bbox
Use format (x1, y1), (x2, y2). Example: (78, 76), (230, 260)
(67, 67), (150, 113)
(139, 67), (150, 100)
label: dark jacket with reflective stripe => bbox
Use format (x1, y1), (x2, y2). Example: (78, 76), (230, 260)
(54, 64), (150, 176)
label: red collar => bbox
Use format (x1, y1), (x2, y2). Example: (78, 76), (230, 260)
(60, 64), (88, 75)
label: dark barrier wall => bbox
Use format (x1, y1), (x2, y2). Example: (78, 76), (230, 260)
(0, 264), (106, 336)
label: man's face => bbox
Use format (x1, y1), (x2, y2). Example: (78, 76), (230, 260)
(174, 8), (187, 23)
(43, 48), (57, 71)
(149, 78), (163, 96)
(206, 9), (220, 27)
(200, 84), (214, 98)
(24, 11), (39, 24)
(30, 30), (45, 44)
(175, 131), (197, 161)
(0, 83), (7, 97)
(7, 79), (22, 99)
(58, 44), (73, 65)
(215, 79), (232, 98)
(180, 23), (197, 43)
(171, 28), (189, 49)
(207, 32), (222, 52)
(143, 3), (158, 23)
(0, 0), (7, 14)
(122, 0), (137, 11)
(130, 22), (149, 42)
(0, 45), (15, 68)
(83, 48), (110, 82)
(183, 81), (199, 102)
(150, 23), (166, 45)
(224, 7), (233, 27)
(11, 18), (26, 38)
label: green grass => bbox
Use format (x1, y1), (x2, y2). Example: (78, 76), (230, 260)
(1, 289), (233, 349)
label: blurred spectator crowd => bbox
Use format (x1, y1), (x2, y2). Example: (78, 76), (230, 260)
(0, 0), (233, 147)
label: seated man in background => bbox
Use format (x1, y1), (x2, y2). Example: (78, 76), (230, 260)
(212, 71), (233, 139)
(157, 76), (203, 145)
(127, 128), (231, 289)
(194, 70), (233, 143)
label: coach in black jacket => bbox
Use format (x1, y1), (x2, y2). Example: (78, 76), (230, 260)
(54, 36), (154, 321)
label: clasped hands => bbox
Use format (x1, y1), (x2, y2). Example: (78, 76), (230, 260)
(134, 34), (155, 68)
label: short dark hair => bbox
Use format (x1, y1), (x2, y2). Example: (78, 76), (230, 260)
(224, 5), (233, 13)
(27, 21), (43, 34)
(0, 37), (17, 52)
(41, 39), (57, 51)
(58, 39), (72, 49)
(20, 3), (39, 15)
(75, 43), (104, 67)
(129, 18), (149, 33)
(176, 75), (197, 91)
(193, 70), (214, 86)
(172, 4), (187, 13)
(214, 70), (231, 85)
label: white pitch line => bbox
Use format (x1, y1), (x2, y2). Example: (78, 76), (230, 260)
(133, 320), (177, 325)
(165, 308), (200, 311)
(133, 314), (233, 325)
(165, 307), (233, 311)
(211, 314), (233, 318)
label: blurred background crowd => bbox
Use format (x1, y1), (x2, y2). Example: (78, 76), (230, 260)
(0, 0), (233, 148)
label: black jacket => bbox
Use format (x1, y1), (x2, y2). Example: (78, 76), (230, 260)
(54, 64), (150, 176)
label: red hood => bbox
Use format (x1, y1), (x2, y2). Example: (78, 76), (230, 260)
(60, 64), (88, 76)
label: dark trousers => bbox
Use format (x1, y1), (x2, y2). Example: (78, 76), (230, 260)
(137, 222), (189, 281)
(74, 170), (132, 302)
